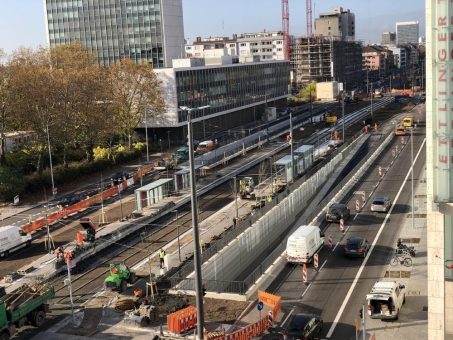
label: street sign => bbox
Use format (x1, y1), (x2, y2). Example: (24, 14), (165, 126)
(257, 301), (264, 311)
(13, 195), (19, 205)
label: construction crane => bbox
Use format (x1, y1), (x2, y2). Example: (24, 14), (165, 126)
(306, 0), (313, 36)
(282, 0), (290, 60)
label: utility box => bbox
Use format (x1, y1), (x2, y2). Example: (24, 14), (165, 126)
(264, 107), (277, 122)
(316, 81), (339, 101)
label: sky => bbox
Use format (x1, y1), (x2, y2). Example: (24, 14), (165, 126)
(0, 0), (425, 53)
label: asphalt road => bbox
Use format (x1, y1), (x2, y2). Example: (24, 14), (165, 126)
(271, 105), (426, 340)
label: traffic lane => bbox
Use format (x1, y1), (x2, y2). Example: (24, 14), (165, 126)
(330, 137), (426, 339)
(276, 131), (425, 336)
(275, 131), (421, 306)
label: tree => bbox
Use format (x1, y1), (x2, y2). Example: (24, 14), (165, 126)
(107, 59), (165, 149)
(0, 49), (16, 166)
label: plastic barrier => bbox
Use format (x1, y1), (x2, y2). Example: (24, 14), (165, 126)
(209, 291), (281, 340)
(167, 306), (197, 334)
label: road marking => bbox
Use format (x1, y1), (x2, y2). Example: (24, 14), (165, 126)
(319, 259), (327, 272)
(325, 137), (426, 339)
(301, 283), (312, 297)
(353, 213), (358, 221)
(281, 308), (294, 327)
(332, 242), (339, 252)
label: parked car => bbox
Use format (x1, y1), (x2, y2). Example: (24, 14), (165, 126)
(367, 281), (406, 320)
(344, 236), (370, 258)
(371, 196), (392, 213)
(286, 314), (323, 339)
(111, 172), (131, 185)
(57, 194), (83, 208)
(325, 203), (350, 223)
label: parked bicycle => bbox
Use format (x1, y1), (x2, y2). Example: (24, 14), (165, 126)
(390, 252), (412, 267)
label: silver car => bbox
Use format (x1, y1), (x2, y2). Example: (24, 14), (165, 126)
(371, 196), (392, 212)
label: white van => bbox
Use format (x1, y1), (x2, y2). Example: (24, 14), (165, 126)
(0, 225), (32, 257)
(286, 225), (324, 264)
(366, 280), (406, 320)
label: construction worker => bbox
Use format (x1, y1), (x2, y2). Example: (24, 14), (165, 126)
(159, 248), (165, 269)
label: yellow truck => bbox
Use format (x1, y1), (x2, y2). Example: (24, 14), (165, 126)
(402, 116), (414, 128)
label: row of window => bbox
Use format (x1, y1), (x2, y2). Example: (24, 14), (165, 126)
(46, 0), (160, 11)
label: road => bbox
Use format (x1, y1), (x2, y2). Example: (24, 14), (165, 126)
(270, 105), (425, 339)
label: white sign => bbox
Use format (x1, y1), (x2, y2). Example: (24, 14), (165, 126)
(13, 195), (19, 205)
(430, 0), (453, 201)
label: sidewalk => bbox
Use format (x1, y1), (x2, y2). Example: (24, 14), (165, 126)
(366, 167), (427, 340)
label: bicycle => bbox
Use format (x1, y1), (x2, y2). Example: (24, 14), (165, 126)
(390, 253), (412, 267)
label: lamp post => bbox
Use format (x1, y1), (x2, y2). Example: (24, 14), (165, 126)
(342, 91), (345, 142)
(145, 110), (149, 163)
(46, 122), (56, 197)
(181, 106), (205, 339)
(289, 112), (295, 183)
(410, 127), (415, 230)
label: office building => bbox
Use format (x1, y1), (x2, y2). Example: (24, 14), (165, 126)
(237, 32), (285, 61)
(314, 7), (355, 41)
(148, 58), (290, 140)
(381, 32), (396, 46)
(396, 21), (419, 46)
(426, 1), (453, 338)
(291, 36), (363, 90)
(44, 0), (185, 67)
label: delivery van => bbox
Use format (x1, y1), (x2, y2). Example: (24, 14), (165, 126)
(196, 140), (218, 155)
(366, 280), (406, 320)
(286, 225), (324, 264)
(0, 225), (32, 258)
(394, 124), (406, 136)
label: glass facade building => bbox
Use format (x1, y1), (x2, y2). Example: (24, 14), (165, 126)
(44, 0), (185, 67)
(174, 62), (290, 123)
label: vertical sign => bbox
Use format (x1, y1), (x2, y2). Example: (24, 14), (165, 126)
(431, 0), (453, 202)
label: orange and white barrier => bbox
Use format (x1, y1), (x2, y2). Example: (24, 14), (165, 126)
(167, 306), (197, 334)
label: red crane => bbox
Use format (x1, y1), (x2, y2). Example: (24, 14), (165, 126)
(282, 0), (290, 60)
(306, 0), (313, 36)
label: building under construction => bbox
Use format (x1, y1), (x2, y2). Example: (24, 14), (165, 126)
(291, 36), (363, 90)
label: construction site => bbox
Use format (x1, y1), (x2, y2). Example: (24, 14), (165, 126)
(290, 36), (364, 90)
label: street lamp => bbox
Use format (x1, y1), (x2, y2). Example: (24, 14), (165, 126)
(46, 122), (56, 197)
(410, 127), (415, 230)
(144, 110), (149, 163)
(179, 105), (205, 339)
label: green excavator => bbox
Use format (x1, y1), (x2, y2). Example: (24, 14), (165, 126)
(104, 263), (136, 293)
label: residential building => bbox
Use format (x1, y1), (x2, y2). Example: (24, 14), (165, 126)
(381, 32), (396, 46)
(3, 131), (37, 153)
(146, 58), (290, 141)
(396, 21), (419, 45)
(290, 36), (363, 90)
(426, 1), (453, 338)
(237, 31), (285, 61)
(44, 0), (185, 67)
(388, 46), (407, 69)
(314, 7), (355, 41)
(185, 36), (238, 58)
(363, 45), (393, 80)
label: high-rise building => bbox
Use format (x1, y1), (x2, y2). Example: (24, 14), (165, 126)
(381, 32), (396, 46)
(44, 0), (185, 67)
(314, 7), (355, 41)
(396, 21), (419, 45)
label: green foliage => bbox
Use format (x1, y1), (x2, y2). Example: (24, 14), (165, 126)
(5, 150), (35, 174)
(0, 166), (26, 201)
(93, 146), (110, 160)
(133, 142), (146, 151)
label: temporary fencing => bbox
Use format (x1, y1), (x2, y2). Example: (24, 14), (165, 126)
(20, 163), (158, 234)
(209, 291), (281, 340)
(167, 305), (197, 334)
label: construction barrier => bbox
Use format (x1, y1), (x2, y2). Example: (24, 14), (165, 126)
(167, 306), (197, 334)
(20, 162), (160, 234)
(209, 291), (281, 340)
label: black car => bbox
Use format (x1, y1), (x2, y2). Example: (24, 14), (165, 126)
(325, 203), (350, 223)
(286, 314), (323, 340)
(344, 236), (370, 258)
(111, 172), (131, 185)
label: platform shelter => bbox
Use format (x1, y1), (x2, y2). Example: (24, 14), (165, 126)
(135, 178), (173, 211)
